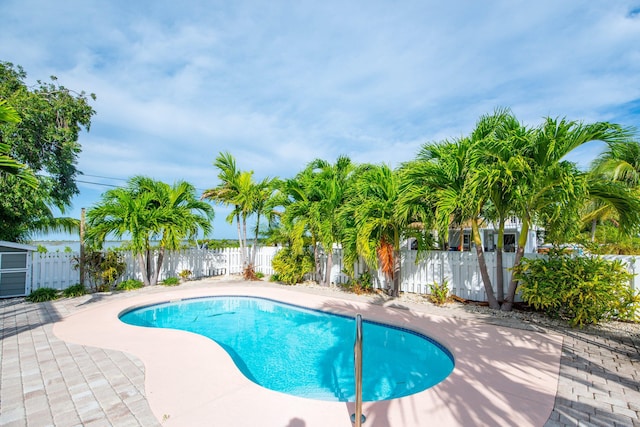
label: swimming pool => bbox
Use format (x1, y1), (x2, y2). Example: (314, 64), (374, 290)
(119, 296), (454, 402)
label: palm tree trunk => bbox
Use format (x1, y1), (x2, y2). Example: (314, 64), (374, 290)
(591, 219), (597, 242)
(392, 231), (401, 297)
(250, 213), (261, 274)
(235, 210), (245, 267)
(146, 247), (152, 284)
(502, 217), (530, 311)
(472, 219), (499, 309)
(324, 244), (333, 286)
(242, 213), (249, 268)
(137, 253), (150, 286)
(151, 247), (165, 286)
(314, 241), (322, 283)
(496, 218), (505, 303)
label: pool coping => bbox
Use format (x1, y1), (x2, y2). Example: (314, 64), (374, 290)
(53, 284), (563, 427)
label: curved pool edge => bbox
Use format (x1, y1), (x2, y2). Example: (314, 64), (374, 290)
(118, 294), (456, 402)
(52, 282), (563, 427)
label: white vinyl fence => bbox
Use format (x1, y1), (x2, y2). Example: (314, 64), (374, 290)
(30, 247), (279, 292)
(313, 249), (639, 301)
(30, 247), (639, 302)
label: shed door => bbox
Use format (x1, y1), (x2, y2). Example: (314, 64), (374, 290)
(0, 252), (28, 297)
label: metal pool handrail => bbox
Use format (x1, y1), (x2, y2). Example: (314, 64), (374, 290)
(352, 313), (365, 426)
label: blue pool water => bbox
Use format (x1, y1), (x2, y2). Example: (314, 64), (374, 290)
(119, 296), (454, 402)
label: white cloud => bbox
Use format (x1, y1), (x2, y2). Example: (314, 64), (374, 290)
(2, 0), (640, 239)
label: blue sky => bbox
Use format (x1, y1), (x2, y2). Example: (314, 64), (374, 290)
(2, 0), (640, 240)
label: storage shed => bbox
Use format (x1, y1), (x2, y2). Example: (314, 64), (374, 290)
(0, 241), (36, 298)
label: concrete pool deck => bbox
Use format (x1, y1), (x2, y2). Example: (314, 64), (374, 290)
(1, 278), (639, 426)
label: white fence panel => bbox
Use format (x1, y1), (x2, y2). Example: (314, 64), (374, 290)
(253, 246), (279, 275)
(31, 252), (80, 290)
(30, 246), (279, 291)
(29, 247), (640, 303)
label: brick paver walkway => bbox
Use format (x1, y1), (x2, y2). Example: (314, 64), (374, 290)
(0, 280), (638, 426)
(0, 297), (160, 427)
(545, 327), (640, 427)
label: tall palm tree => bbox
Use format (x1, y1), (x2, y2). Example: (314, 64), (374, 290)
(501, 118), (634, 310)
(87, 176), (213, 286)
(204, 151), (279, 277)
(270, 167), (326, 282)
(203, 151), (262, 271)
(400, 136), (493, 301)
(411, 139), (472, 239)
(248, 176), (276, 270)
(310, 156), (354, 286)
(341, 164), (406, 296)
(203, 152), (246, 261)
(470, 109), (527, 304)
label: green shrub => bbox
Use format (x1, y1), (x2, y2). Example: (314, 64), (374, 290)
(429, 280), (449, 305)
(26, 287), (59, 302)
(343, 270), (374, 294)
(514, 254), (638, 327)
(271, 247), (314, 285)
(116, 279), (144, 291)
(178, 269), (192, 280)
(74, 250), (126, 292)
(255, 271), (265, 279)
(161, 277), (180, 286)
(62, 284), (86, 298)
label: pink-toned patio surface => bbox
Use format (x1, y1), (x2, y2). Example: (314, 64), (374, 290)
(53, 283), (563, 427)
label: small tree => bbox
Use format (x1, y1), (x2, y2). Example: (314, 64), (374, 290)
(74, 250), (125, 292)
(87, 176), (213, 286)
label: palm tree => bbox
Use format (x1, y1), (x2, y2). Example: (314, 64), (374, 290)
(137, 177), (214, 285)
(87, 176), (213, 286)
(341, 164), (406, 296)
(203, 152), (247, 264)
(248, 176), (276, 271)
(203, 151), (280, 277)
(469, 109), (527, 305)
(0, 100), (37, 188)
(310, 156), (354, 286)
(585, 140), (640, 240)
(269, 167), (325, 282)
(400, 136), (495, 303)
(501, 118), (634, 310)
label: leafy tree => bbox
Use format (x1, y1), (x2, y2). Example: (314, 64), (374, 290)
(308, 156), (354, 286)
(269, 166), (328, 283)
(584, 140), (640, 241)
(203, 152), (246, 261)
(502, 118), (634, 311)
(86, 176), (213, 286)
(340, 164), (406, 296)
(469, 109), (528, 306)
(248, 176), (276, 271)
(203, 151), (274, 278)
(400, 110), (637, 311)
(0, 62), (95, 241)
